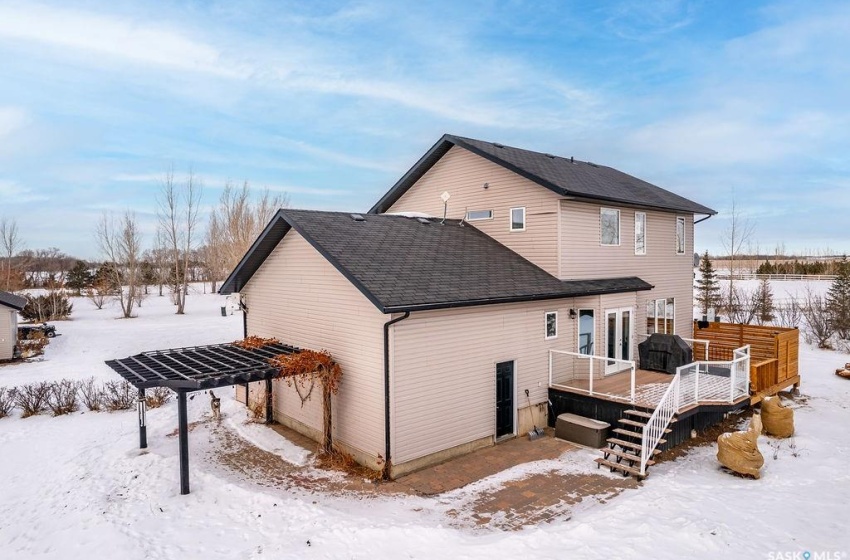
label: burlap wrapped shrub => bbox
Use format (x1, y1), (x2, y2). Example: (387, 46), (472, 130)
(717, 415), (764, 479)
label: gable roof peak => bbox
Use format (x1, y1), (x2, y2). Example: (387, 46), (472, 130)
(370, 134), (716, 216)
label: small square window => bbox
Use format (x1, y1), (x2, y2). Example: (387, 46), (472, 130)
(601, 208), (620, 245)
(510, 207), (526, 231)
(545, 311), (558, 339)
(676, 217), (686, 254)
(466, 210), (493, 221)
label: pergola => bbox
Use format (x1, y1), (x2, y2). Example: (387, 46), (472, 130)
(105, 341), (298, 494)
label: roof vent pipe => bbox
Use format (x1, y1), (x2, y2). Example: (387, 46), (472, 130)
(570, 156), (574, 164)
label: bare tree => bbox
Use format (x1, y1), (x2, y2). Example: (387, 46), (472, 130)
(801, 286), (834, 349)
(205, 182), (289, 288)
(720, 195), (756, 312)
(158, 168), (203, 314)
(0, 218), (23, 291)
(96, 212), (143, 318)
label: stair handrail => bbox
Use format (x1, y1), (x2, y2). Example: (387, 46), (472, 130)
(639, 369), (681, 476)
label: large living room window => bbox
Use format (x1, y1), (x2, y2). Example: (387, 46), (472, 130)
(601, 208), (620, 245)
(646, 298), (675, 335)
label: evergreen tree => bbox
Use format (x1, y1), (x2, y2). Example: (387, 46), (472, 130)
(827, 255), (850, 339)
(754, 277), (775, 326)
(65, 260), (93, 295)
(695, 251), (722, 316)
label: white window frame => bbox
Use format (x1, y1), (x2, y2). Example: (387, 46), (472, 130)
(578, 309), (595, 355)
(510, 207), (526, 232)
(466, 209), (493, 221)
(676, 216), (686, 255)
(545, 311), (558, 340)
(635, 212), (646, 255)
(646, 297), (675, 335)
(600, 208), (620, 246)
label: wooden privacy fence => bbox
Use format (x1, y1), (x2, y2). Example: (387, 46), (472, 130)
(691, 321), (800, 403)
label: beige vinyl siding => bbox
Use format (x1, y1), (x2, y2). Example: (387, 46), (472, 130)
(560, 200), (694, 339)
(0, 307), (14, 361)
(390, 296), (598, 465)
(386, 145), (562, 276)
(241, 232), (387, 461)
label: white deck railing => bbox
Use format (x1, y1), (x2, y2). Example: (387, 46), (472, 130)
(638, 344), (751, 475)
(548, 349), (637, 404)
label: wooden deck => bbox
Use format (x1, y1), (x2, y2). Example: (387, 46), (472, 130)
(551, 367), (750, 410)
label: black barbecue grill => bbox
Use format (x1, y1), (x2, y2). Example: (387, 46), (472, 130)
(638, 333), (694, 374)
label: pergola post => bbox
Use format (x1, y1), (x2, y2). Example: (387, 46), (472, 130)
(177, 390), (190, 495)
(265, 379), (273, 424)
(138, 388), (147, 449)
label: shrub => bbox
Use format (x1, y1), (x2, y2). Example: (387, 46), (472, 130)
(46, 379), (80, 416)
(21, 293), (73, 322)
(17, 331), (49, 358)
(0, 387), (17, 418)
(145, 387), (172, 409)
(102, 380), (135, 411)
(79, 377), (104, 411)
(15, 381), (51, 417)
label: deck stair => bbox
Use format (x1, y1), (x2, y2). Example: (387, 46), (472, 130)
(595, 408), (675, 479)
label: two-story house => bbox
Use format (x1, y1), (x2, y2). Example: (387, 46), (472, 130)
(219, 134), (717, 478)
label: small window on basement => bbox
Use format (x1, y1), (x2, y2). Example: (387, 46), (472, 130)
(676, 216), (686, 254)
(466, 210), (493, 221)
(510, 207), (526, 231)
(545, 311), (558, 340)
(601, 208), (620, 245)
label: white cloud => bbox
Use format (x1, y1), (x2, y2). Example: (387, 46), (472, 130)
(112, 171), (344, 197)
(0, 3), (246, 78)
(0, 106), (28, 139)
(0, 179), (48, 203)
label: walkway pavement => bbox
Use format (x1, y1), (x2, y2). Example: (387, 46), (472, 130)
(201, 419), (641, 531)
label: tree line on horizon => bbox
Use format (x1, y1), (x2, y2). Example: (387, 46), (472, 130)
(0, 176), (289, 320)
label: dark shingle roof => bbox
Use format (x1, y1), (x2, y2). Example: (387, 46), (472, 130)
(0, 290), (26, 311)
(219, 210), (652, 313)
(370, 134), (716, 216)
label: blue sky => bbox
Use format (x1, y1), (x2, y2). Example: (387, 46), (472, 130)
(0, 0), (847, 259)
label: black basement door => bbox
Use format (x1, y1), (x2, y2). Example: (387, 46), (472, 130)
(495, 361), (514, 438)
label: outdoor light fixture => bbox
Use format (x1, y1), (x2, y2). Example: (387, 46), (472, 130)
(569, 309), (577, 319)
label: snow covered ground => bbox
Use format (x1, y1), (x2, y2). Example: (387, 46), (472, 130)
(1, 292), (849, 559)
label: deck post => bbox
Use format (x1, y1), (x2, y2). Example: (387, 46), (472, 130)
(177, 390), (190, 495)
(729, 361), (736, 404)
(694, 365), (700, 402)
(630, 365), (636, 404)
(589, 357), (594, 396)
(138, 388), (147, 449)
(265, 379), (273, 424)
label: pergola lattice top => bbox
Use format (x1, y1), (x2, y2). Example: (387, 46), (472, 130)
(105, 342), (298, 391)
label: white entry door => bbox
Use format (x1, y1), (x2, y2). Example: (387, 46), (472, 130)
(605, 307), (633, 375)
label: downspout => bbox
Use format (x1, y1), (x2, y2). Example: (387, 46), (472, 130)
(383, 311), (410, 480)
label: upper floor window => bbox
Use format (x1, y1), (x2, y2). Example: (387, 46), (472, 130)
(510, 207), (526, 231)
(600, 208), (620, 245)
(466, 210), (493, 221)
(545, 311), (558, 340)
(635, 212), (646, 255)
(676, 216), (686, 254)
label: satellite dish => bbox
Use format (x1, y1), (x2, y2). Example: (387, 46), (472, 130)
(440, 191), (451, 203)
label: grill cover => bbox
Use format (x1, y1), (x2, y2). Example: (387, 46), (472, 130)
(638, 334), (694, 374)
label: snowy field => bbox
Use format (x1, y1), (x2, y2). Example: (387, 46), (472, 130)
(1, 290), (849, 559)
